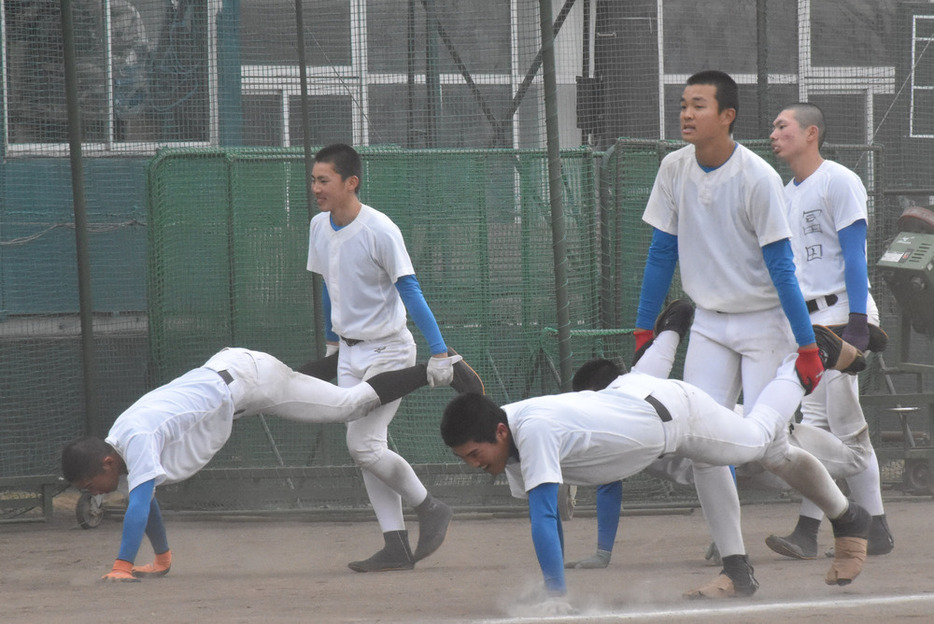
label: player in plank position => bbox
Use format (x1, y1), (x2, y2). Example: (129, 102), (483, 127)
(441, 301), (871, 612)
(765, 101), (894, 558)
(633, 70), (824, 596)
(565, 301), (879, 570)
(61, 347), (480, 582)
(306, 143), (478, 572)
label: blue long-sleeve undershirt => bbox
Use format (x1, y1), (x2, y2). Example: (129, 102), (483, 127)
(395, 274), (446, 355)
(838, 220), (869, 315)
(527, 482), (566, 595)
(116, 479), (168, 562)
(762, 239), (815, 346)
(635, 229), (679, 329)
(595, 481), (623, 552)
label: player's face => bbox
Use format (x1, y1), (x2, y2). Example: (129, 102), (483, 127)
(449, 423), (511, 476)
(311, 161), (358, 213)
(680, 84), (733, 145)
(770, 109), (808, 162)
(73, 457), (121, 495)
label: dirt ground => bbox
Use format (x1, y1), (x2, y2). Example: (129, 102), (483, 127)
(1, 492), (932, 624)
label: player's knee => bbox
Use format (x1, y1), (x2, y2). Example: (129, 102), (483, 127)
(346, 439), (385, 468)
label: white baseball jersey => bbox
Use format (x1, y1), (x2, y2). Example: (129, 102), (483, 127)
(307, 204), (415, 341)
(784, 159), (872, 303)
(643, 143), (791, 313)
(503, 387), (667, 499)
(106, 368), (235, 492)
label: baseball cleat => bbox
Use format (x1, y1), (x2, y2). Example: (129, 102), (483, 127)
(825, 514), (894, 558)
(654, 298), (695, 340)
(413, 494), (453, 562)
(633, 299), (695, 367)
(683, 555), (758, 599)
(826, 322), (888, 353)
(813, 325), (866, 374)
(448, 348), (485, 395)
(826, 503), (870, 586)
(765, 532), (818, 560)
(348, 530), (415, 573)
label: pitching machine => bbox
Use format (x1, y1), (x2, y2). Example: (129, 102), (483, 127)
(871, 206), (934, 494)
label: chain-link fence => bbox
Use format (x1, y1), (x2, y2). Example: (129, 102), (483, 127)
(3, 0), (934, 515)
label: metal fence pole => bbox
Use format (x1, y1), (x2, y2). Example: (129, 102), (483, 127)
(60, 0), (100, 436)
(540, 0), (572, 390)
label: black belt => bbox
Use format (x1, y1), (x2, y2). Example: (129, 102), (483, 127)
(216, 369), (233, 385)
(806, 293), (838, 313)
(340, 336), (364, 347)
(644, 394), (672, 422)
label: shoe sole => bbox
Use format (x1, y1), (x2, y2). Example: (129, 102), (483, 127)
(765, 535), (817, 560)
(347, 562), (415, 573)
(448, 348), (485, 394)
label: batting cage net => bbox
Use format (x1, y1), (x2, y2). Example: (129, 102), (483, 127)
(3, 0), (934, 517)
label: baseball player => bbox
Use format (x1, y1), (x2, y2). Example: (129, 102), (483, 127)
(61, 347), (475, 582)
(633, 70), (823, 596)
(440, 303), (871, 610)
(765, 102), (894, 559)
(566, 303), (879, 572)
(306, 143), (479, 572)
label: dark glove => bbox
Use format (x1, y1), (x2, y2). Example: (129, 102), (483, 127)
(840, 312), (870, 352)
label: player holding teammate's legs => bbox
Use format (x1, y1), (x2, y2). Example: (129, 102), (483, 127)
(61, 347), (472, 582)
(766, 102), (893, 558)
(306, 143), (483, 572)
(633, 70), (827, 598)
(441, 300), (870, 614)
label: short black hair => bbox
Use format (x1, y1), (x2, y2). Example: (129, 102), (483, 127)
(314, 143), (362, 188)
(440, 393), (507, 447)
(61, 436), (113, 483)
(572, 358), (622, 391)
(687, 70), (739, 133)
(786, 101), (827, 149)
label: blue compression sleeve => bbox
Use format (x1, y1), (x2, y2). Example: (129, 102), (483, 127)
(396, 274), (447, 355)
(762, 239), (815, 346)
(116, 479), (156, 563)
(838, 220), (869, 315)
(145, 497), (170, 554)
(595, 481), (623, 552)
(528, 482), (566, 595)
(635, 229), (678, 329)
(321, 283), (339, 342)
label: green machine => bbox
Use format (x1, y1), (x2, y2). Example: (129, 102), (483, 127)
(871, 210), (934, 495)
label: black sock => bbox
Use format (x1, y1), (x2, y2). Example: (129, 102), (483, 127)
(367, 364), (428, 404)
(791, 515), (821, 541)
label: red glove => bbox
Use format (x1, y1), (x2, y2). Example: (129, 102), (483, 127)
(101, 559), (140, 582)
(795, 345), (824, 394)
(633, 329), (654, 352)
(132, 550), (172, 578)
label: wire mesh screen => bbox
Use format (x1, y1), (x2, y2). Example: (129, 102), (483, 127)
(4, 0), (934, 511)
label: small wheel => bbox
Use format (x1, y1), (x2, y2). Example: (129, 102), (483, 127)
(904, 459), (934, 496)
(76, 492), (105, 529)
(558, 484), (577, 521)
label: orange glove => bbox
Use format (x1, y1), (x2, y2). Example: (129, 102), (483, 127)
(795, 345), (824, 394)
(101, 559), (140, 582)
(633, 329), (654, 352)
(132, 550), (172, 578)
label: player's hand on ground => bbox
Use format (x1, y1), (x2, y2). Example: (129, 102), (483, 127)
(794, 345), (824, 394)
(840, 312), (870, 352)
(565, 549), (611, 569)
(132, 550), (172, 578)
(529, 597), (579, 617)
(101, 559), (140, 582)
(426, 353), (462, 387)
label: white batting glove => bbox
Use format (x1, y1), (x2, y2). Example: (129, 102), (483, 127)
(325, 342), (340, 357)
(426, 353), (463, 387)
